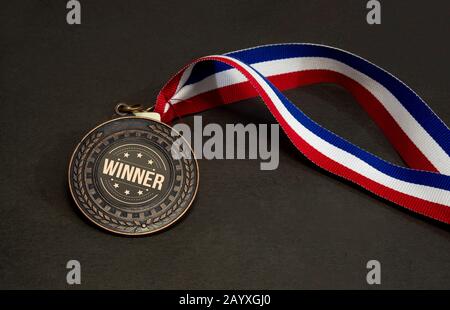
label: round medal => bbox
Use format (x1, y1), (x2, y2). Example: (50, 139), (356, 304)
(68, 116), (199, 235)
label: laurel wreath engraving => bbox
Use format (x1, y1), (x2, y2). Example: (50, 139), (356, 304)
(71, 124), (197, 234)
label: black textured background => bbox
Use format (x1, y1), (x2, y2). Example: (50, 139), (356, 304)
(0, 0), (449, 289)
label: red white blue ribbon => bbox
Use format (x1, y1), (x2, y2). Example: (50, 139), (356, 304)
(154, 43), (450, 224)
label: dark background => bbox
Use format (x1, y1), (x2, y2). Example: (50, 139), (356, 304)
(1, 0), (449, 289)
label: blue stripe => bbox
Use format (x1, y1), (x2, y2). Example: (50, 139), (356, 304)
(184, 44), (450, 156)
(250, 67), (450, 191)
(185, 61), (232, 85)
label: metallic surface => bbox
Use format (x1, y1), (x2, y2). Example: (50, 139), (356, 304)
(68, 117), (199, 235)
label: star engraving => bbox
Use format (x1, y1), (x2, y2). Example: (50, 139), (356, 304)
(148, 159), (153, 165)
(137, 190), (143, 196)
(113, 183), (119, 189)
(137, 153), (143, 158)
(124, 190), (130, 195)
(124, 152), (130, 158)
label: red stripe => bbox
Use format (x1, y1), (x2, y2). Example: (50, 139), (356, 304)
(158, 69), (437, 172)
(173, 56), (450, 223)
(155, 62), (192, 120)
(283, 111), (450, 224)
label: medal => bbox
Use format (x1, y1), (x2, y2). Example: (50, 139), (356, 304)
(68, 105), (199, 235)
(69, 43), (450, 234)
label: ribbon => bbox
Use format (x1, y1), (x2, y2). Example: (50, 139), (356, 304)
(154, 43), (450, 224)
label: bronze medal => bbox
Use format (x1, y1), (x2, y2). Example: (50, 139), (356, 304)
(68, 107), (198, 235)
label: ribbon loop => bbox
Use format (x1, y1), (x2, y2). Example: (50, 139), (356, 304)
(155, 43), (450, 224)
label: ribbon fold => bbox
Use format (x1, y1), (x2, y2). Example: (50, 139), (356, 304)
(154, 43), (450, 224)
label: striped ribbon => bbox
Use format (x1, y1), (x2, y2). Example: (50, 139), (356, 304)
(154, 43), (450, 224)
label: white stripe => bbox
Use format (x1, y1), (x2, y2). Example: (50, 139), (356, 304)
(217, 56), (450, 206)
(170, 57), (450, 174)
(162, 64), (196, 113)
(175, 64), (195, 93)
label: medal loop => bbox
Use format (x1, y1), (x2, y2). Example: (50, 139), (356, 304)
(115, 102), (154, 116)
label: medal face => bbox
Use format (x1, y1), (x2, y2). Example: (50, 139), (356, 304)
(68, 117), (199, 235)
